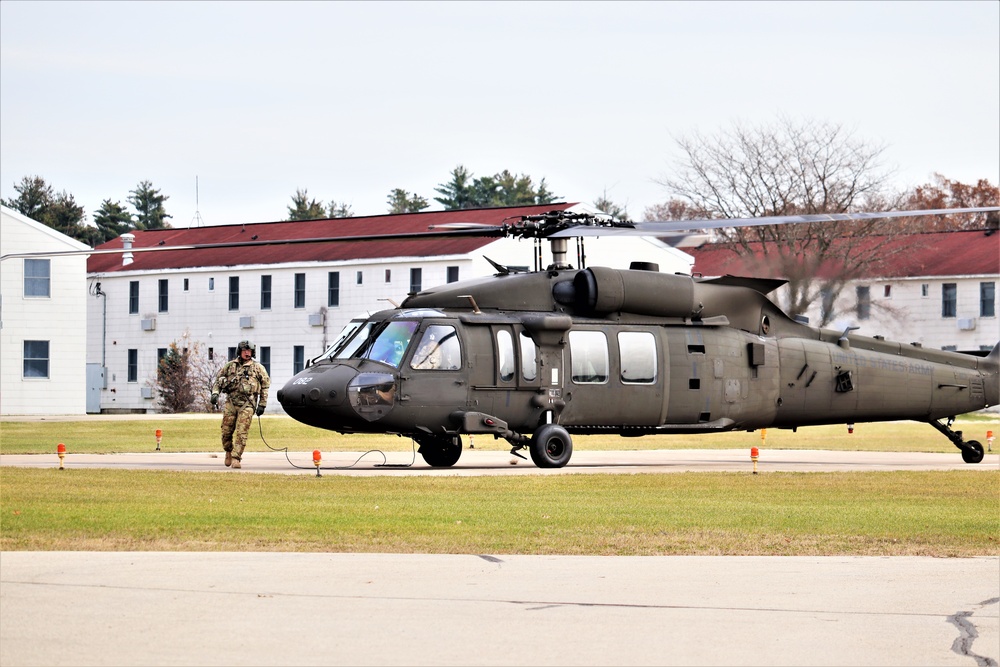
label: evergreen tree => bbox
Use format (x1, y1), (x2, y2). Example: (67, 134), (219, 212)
(387, 188), (430, 214)
(93, 199), (134, 242)
(287, 188), (327, 220)
(128, 180), (172, 229)
(434, 165), (559, 210)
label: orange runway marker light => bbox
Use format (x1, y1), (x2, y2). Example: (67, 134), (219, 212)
(155, 429), (163, 451)
(987, 430), (994, 452)
(313, 449), (322, 477)
(750, 446), (759, 475)
(57, 443), (66, 470)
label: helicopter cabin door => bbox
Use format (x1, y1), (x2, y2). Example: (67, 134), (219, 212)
(397, 321), (469, 423)
(559, 328), (664, 428)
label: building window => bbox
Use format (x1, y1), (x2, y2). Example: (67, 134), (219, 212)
(293, 345), (305, 374)
(942, 283), (957, 318)
(447, 266), (459, 283)
(356, 270), (363, 285)
(158, 279), (169, 312)
(23, 340), (49, 378)
(227, 347), (237, 360)
(328, 271), (340, 307)
(24, 258), (51, 297)
(385, 269), (391, 283)
(921, 284), (929, 297)
(260, 275), (272, 310)
(409, 268), (422, 294)
(156, 348), (168, 379)
(820, 288), (834, 324)
(228, 276), (239, 311)
(856, 285), (871, 320)
(127, 349), (138, 382)
(259, 346), (271, 376)
(294, 273), (306, 309)
(209, 277), (215, 291)
(981, 282), (995, 318)
(208, 347), (214, 361)
(183, 278), (189, 292)
(883, 285), (892, 298)
(129, 280), (139, 314)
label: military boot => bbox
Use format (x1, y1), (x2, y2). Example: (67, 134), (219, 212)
(225, 451), (233, 467)
(232, 457), (241, 469)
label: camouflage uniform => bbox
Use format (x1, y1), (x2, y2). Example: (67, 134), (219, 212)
(212, 357), (270, 464)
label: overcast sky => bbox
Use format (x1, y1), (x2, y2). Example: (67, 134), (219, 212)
(2, 1), (997, 228)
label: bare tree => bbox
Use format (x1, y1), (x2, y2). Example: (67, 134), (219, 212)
(656, 117), (908, 325)
(149, 334), (221, 413)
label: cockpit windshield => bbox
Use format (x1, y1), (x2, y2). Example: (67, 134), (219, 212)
(337, 320), (420, 368)
(314, 319), (371, 363)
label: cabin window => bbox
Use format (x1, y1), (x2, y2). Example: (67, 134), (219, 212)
(618, 331), (656, 384)
(520, 331), (537, 382)
(570, 330), (608, 384)
(410, 325), (462, 371)
(496, 330), (515, 382)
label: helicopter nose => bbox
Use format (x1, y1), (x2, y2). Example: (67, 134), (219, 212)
(278, 365), (398, 427)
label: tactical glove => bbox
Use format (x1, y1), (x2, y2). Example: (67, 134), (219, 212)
(256, 405), (265, 416)
(210, 393), (219, 405)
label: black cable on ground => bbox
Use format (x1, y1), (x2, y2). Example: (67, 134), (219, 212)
(254, 413), (416, 470)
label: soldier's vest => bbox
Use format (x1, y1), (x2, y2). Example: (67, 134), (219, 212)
(220, 360), (265, 406)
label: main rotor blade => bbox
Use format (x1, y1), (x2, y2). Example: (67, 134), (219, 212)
(548, 206), (1000, 237)
(0, 227), (505, 262)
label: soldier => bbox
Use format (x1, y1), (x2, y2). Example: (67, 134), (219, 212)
(210, 340), (270, 469)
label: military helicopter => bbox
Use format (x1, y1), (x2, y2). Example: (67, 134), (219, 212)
(275, 207), (1000, 468)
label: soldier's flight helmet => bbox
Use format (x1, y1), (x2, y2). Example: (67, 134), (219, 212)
(238, 340), (256, 357)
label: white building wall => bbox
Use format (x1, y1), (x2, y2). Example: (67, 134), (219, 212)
(1, 206), (90, 415)
(801, 275), (999, 352)
(86, 234), (694, 413)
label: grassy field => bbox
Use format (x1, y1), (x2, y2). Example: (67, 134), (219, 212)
(2, 468), (997, 556)
(1, 413), (997, 455)
(2, 414), (997, 557)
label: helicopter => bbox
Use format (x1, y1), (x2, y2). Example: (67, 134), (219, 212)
(275, 207), (1000, 468)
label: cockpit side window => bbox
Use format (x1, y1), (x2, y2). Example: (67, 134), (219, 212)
(410, 325), (462, 370)
(349, 320), (419, 368)
(496, 329), (515, 382)
(519, 330), (537, 382)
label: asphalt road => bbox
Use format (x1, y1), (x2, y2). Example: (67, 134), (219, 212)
(1, 552), (998, 666)
(3, 449), (998, 666)
(2, 447), (999, 476)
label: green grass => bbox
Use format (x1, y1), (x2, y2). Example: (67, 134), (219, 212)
(2, 468), (997, 556)
(1, 414), (997, 455)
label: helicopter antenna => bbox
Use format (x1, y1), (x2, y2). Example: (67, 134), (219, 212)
(190, 176), (205, 228)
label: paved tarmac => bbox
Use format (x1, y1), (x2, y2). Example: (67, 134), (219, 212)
(3, 449), (998, 666)
(2, 447), (999, 476)
(1, 552), (998, 666)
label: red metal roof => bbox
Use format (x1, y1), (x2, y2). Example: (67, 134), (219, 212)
(87, 204), (576, 273)
(687, 229), (1000, 280)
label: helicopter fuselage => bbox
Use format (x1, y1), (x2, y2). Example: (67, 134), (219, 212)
(278, 265), (999, 467)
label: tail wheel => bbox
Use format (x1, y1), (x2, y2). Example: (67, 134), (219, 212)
(962, 440), (985, 464)
(415, 434), (463, 467)
(529, 424), (573, 468)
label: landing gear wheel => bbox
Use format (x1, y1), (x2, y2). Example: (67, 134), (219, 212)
(961, 440), (985, 464)
(529, 424), (573, 468)
(416, 434), (463, 467)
